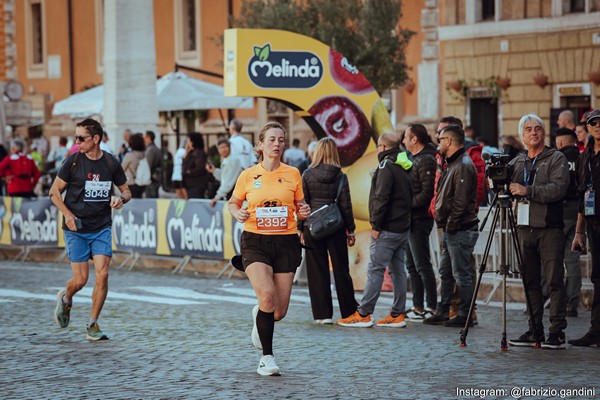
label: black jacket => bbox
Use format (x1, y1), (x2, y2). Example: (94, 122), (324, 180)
(182, 148), (210, 189)
(435, 148), (479, 232)
(369, 148), (413, 233)
(576, 140), (600, 227)
(299, 164), (355, 234)
(409, 143), (437, 220)
(560, 144), (580, 201)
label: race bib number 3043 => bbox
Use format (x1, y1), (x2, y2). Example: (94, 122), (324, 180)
(256, 206), (288, 232)
(84, 180), (112, 202)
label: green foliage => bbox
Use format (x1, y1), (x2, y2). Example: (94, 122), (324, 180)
(233, 0), (415, 94)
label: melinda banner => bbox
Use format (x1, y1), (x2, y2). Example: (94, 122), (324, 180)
(0, 197), (240, 261)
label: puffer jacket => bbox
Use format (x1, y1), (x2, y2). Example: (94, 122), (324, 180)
(369, 148), (413, 233)
(509, 146), (569, 228)
(409, 143), (436, 220)
(299, 164), (355, 234)
(435, 148), (479, 232)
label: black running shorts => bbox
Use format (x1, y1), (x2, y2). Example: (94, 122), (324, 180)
(240, 231), (302, 273)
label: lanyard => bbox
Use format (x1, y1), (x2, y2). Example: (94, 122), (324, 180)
(523, 156), (537, 187)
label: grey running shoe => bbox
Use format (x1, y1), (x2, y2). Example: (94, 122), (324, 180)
(86, 323), (109, 341)
(252, 305), (262, 350)
(53, 289), (71, 328)
(257, 355), (280, 376)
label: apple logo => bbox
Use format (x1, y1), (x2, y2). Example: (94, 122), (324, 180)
(308, 96), (371, 167)
(329, 49), (374, 95)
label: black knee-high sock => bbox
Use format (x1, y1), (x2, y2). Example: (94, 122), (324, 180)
(256, 309), (275, 356)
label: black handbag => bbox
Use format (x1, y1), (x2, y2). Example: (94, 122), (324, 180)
(307, 174), (346, 240)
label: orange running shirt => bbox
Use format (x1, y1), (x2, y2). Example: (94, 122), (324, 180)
(232, 163), (304, 235)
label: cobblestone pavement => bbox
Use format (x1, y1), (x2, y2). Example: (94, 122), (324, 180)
(0, 260), (598, 400)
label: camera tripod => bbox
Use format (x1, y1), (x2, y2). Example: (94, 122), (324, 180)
(459, 187), (534, 350)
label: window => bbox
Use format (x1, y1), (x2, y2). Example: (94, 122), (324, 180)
(570, 0), (586, 12)
(25, 0), (46, 78)
(481, 0), (495, 20)
(175, 0), (202, 66)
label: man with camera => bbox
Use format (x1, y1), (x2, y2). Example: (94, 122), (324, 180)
(570, 108), (600, 347)
(508, 114), (570, 349)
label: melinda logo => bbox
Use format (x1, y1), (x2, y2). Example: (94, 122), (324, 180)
(248, 44), (323, 89)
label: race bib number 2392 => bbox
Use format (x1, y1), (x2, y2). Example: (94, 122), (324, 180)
(256, 206), (288, 232)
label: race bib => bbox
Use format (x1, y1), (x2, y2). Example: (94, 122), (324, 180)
(584, 190), (595, 216)
(516, 201), (530, 226)
(256, 206), (288, 232)
(84, 180), (112, 202)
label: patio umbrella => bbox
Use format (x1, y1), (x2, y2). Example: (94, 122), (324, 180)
(156, 72), (253, 111)
(52, 72), (253, 117)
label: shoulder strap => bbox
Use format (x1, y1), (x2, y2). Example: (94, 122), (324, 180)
(104, 153), (118, 176)
(70, 152), (81, 177)
(334, 173), (346, 203)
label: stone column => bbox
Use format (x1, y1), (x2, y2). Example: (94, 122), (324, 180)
(418, 0), (440, 120)
(103, 0), (158, 152)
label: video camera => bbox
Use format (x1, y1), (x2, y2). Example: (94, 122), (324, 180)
(482, 152), (513, 190)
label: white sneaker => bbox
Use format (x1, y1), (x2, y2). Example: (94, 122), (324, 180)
(257, 355), (280, 376)
(252, 305), (262, 350)
(315, 318), (333, 324)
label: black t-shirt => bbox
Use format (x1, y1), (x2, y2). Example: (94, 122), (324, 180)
(58, 152), (127, 233)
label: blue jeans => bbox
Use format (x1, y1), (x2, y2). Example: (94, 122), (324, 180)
(437, 228), (479, 318)
(406, 218), (437, 310)
(358, 230), (409, 316)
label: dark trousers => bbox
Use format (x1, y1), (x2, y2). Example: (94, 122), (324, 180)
(586, 224), (600, 333)
(406, 217), (437, 310)
(129, 185), (145, 199)
(144, 180), (160, 198)
(303, 227), (358, 320)
(518, 227), (567, 335)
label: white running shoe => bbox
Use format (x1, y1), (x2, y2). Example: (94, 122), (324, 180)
(315, 319), (333, 324)
(257, 355), (280, 376)
(252, 305), (262, 350)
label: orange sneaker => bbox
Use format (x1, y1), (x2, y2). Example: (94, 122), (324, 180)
(375, 314), (407, 328)
(337, 311), (373, 328)
(449, 306), (458, 319)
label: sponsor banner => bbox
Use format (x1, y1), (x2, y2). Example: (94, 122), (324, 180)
(112, 199), (158, 254)
(164, 199), (225, 258)
(6, 197), (59, 246)
(0, 197), (247, 263)
(0, 197), (9, 245)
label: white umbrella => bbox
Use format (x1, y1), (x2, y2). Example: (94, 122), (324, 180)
(52, 72), (253, 117)
(51, 85), (104, 118)
(156, 72), (253, 111)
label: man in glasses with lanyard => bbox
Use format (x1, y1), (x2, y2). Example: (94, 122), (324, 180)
(508, 113), (570, 349)
(571, 108), (600, 346)
(49, 118), (131, 341)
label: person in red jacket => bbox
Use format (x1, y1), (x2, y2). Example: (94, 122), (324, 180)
(0, 138), (41, 197)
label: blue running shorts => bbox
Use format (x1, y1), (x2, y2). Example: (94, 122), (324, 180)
(64, 227), (113, 262)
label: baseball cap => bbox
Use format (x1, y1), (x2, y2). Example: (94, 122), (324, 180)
(586, 108), (600, 125)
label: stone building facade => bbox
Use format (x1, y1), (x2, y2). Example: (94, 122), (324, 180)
(437, 0), (600, 145)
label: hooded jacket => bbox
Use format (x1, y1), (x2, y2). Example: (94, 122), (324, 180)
(509, 146), (569, 229)
(369, 148), (413, 233)
(299, 163), (355, 234)
(435, 148), (479, 233)
(408, 143), (437, 220)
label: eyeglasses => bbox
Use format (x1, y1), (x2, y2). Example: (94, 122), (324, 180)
(589, 119), (599, 127)
(74, 135), (91, 142)
(438, 136), (451, 142)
